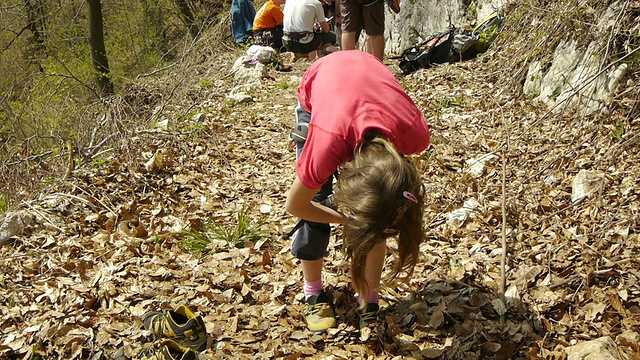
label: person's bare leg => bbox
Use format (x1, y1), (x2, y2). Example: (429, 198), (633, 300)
(367, 34), (384, 61)
(342, 31), (357, 50)
(335, 2), (342, 47)
(363, 241), (386, 301)
(302, 258), (323, 283)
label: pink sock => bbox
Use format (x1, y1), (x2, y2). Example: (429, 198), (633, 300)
(304, 278), (323, 299)
(367, 289), (379, 304)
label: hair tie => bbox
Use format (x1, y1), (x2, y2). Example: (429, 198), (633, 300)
(403, 191), (418, 203)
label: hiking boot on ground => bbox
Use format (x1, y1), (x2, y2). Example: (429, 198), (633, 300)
(386, 0), (400, 13)
(302, 291), (336, 332)
(114, 339), (197, 360)
(275, 63), (292, 72)
(142, 305), (207, 352)
(358, 303), (380, 329)
(359, 303), (381, 342)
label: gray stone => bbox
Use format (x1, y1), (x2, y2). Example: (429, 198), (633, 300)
(522, 1), (628, 115)
(566, 337), (629, 360)
(384, 0), (509, 55)
(231, 56), (268, 85)
(385, 0), (625, 116)
(0, 211), (34, 246)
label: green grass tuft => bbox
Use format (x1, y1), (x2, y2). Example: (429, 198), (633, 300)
(180, 207), (268, 253)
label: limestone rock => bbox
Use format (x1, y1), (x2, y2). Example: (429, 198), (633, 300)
(565, 337), (628, 360)
(0, 211), (34, 246)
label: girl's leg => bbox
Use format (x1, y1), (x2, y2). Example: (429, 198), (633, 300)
(302, 258), (324, 298)
(358, 240), (386, 328)
(293, 103), (335, 331)
(363, 241), (386, 302)
(301, 257), (335, 332)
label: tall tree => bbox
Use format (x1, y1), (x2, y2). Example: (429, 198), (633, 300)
(172, 0), (198, 38)
(23, 0), (46, 71)
(24, 0), (45, 49)
(171, 0), (221, 39)
(86, 0), (113, 96)
(142, 0), (168, 52)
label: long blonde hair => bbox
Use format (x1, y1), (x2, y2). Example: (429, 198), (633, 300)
(334, 134), (424, 308)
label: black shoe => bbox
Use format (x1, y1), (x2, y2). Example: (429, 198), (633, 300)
(275, 63), (292, 72)
(141, 305), (207, 352)
(358, 303), (380, 329)
(114, 339), (197, 360)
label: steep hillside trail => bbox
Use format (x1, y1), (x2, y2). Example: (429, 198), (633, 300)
(1, 34), (639, 359)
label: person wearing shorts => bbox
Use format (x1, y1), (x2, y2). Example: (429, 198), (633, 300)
(252, 0), (286, 51)
(285, 50), (431, 332)
(340, 0), (385, 60)
(319, 0), (342, 48)
(283, 0), (337, 59)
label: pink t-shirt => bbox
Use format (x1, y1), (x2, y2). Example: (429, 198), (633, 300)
(296, 50), (431, 189)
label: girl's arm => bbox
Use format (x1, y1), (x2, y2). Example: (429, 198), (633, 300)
(285, 177), (348, 224)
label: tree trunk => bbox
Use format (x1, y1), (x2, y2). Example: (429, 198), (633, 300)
(24, 0), (46, 71)
(24, 0), (46, 47)
(86, 0), (113, 96)
(142, 0), (168, 52)
(172, 0), (199, 38)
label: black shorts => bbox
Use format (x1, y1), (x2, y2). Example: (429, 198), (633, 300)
(253, 24), (284, 51)
(290, 103), (334, 261)
(284, 31), (337, 54)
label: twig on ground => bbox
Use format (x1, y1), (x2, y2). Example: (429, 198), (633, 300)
(531, 195), (586, 229)
(548, 275), (581, 290)
(64, 140), (74, 179)
(500, 108), (509, 303)
(20, 201), (64, 232)
(83, 133), (116, 160)
(70, 185), (118, 216)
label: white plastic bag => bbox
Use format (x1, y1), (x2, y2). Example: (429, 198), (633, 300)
(246, 45), (276, 63)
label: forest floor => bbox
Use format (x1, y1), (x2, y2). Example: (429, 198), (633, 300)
(1, 20), (639, 360)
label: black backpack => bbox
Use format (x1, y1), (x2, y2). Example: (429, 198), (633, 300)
(398, 27), (456, 75)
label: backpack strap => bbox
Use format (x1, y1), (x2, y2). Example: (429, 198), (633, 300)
(283, 219), (306, 239)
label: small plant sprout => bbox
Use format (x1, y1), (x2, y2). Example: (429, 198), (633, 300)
(610, 123), (625, 141)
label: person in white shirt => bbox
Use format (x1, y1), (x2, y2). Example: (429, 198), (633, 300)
(283, 0), (337, 60)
